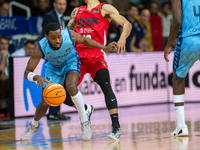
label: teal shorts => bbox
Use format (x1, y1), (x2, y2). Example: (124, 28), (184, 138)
(44, 53), (81, 87)
(173, 35), (200, 79)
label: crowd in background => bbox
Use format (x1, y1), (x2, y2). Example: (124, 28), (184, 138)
(0, 0), (174, 119)
(0, 0), (173, 52)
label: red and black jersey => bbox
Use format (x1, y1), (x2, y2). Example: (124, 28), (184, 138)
(75, 3), (110, 59)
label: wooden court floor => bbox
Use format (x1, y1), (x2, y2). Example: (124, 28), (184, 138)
(0, 103), (200, 150)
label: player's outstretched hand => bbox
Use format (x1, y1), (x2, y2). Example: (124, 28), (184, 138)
(164, 46), (172, 62)
(34, 75), (51, 88)
(117, 37), (126, 53)
(103, 41), (118, 53)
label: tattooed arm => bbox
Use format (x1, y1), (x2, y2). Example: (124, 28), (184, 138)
(67, 7), (79, 30)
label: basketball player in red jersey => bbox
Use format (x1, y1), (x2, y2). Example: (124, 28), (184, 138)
(65, 0), (132, 140)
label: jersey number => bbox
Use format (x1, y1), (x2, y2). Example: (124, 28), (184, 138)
(193, 6), (200, 22)
(83, 35), (91, 39)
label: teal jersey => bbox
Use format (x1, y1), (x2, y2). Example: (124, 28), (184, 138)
(178, 0), (200, 38)
(38, 29), (80, 86)
(38, 29), (77, 68)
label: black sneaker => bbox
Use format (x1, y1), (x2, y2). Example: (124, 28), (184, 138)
(108, 125), (121, 140)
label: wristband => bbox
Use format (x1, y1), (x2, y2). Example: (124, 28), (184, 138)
(27, 72), (36, 82)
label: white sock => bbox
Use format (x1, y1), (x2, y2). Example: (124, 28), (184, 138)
(175, 106), (185, 127)
(173, 94), (186, 127)
(32, 118), (39, 127)
(71, 91), (88, 123)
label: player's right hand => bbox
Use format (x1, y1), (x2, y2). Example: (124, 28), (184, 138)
(34, 75), (51, 88)
(164, 46), (172, 62)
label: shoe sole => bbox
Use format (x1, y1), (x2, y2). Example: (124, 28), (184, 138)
(107, 135), (119, 141)
(171, 134), (189, 137)
(81, 133), (92, 140)
(171, 131), (189, 137)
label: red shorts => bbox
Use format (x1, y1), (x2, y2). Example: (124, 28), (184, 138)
(78, 56), (108, 85)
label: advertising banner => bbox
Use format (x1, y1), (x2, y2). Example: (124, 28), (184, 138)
(12, 52), (200, 117)
(0, 16), (27, 35)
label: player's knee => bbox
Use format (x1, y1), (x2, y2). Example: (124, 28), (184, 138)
(100, 81), (111, 91)
(104, 81), (110, 87)
(66, 85), (77, 96)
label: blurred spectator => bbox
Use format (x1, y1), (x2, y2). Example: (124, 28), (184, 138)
(151, 0), (169, 6)
(0, 36), (10, 118)
(0, 2), (9, 16)
(0, 50), (7, 76)
(149, 1), (160, 15)
(149, 1), (164, 51)
(139, 38), (150, 52)
(140, 17), (154, 51)
(0, 36), (10, 75)
(161, 1), (172, 47)
(11, 40), (36, 57)
(41, 0), (70, 121)
(41, 0), (67, 39)
(125, 4), (139, 52)
(32, 0), (51, 16)
(129, 9), (150, 52)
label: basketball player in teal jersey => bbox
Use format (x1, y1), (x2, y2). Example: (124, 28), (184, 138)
(20, 22), (117, 141)
(164, 0), (200, 136)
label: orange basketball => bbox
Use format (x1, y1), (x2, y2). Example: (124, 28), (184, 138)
(43, 83), (66, 106)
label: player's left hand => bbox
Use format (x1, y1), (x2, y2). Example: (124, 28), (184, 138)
(104, 42), (118, 53)
(164, 46), (172, 62)
(117, 37), (126, 53)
